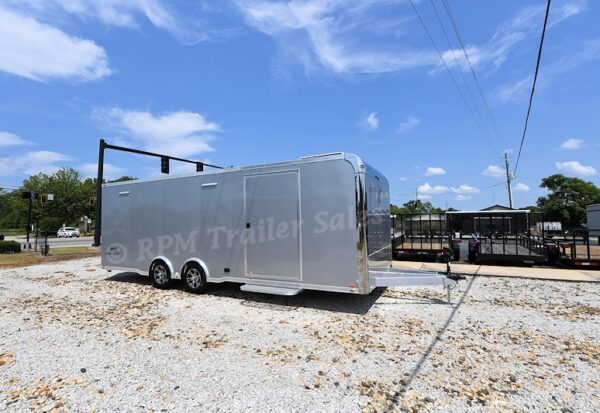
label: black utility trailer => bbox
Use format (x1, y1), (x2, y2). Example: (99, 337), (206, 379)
(467, 233), (549, 265)
(391, 214), (460, 262)
(555, 229), (600, 269)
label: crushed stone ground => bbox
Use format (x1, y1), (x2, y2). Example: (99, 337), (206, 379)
(0, 257), (599, 412)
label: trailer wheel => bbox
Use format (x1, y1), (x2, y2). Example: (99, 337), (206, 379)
(150, 260), (171, 289)
(182, 263), (207, 294)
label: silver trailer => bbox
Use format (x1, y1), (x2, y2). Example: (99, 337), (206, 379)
(101, 153), (457, 296)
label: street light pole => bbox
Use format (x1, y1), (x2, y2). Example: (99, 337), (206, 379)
(26, 192), (33, 248)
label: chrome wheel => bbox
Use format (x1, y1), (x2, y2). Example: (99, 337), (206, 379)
(153, 264), (169, 285)
(186, 267), (202, 289)
(183, 263), (207, 293)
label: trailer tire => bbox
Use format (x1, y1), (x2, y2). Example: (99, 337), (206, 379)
(150, 260), (171, 289)
(182, 263), (207, 294)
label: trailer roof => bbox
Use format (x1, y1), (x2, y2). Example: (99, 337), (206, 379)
(103, 152), (364, 187)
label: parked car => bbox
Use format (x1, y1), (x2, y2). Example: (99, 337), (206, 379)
(57, 227), (80, 238)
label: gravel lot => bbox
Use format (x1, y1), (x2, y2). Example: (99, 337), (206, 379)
(1, 257), (599, 412)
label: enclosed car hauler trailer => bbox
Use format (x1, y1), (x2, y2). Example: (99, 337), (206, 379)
(101, 153), (457, 296)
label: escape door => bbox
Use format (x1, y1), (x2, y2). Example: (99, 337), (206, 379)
(243, 171), (302, 280)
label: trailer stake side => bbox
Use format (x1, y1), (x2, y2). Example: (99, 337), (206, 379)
(101, 152), (458, 297)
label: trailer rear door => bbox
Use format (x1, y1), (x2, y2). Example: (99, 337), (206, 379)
(244, 171), (302, 280)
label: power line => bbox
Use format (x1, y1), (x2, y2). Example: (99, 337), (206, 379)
(408, 0), (500, 158)
(441, 0), (508, 151)
(514, 0), (552, 176)
(428, 0), (497, 152)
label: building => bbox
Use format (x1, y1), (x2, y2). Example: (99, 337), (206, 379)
(446, 205), (534, 236)
(587, 203), (600, 236)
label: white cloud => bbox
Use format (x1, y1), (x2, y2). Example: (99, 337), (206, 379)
(417, 182), (480, 197)
(3, 0), (207, 44)
(425, 167), (445, 176)
(549, 0), (588, 26)
(79, 162), (126, 180)
(513, 182), (530, 192)
(234, 0), (437, 75)
(438, 1), (585, 78)
(494, 77), (531, 104)
(560, 138), (585, 150)
(396, 116), (420, 134)
(482, 165), (505, 178)
(101, 108), (221, 158)
(235, 0), (584, 77)
(363, 112), (379, 131)
(0, 151), (70, 176)
(399, 176), (407, 181)
(451, 185), (480, 195)
(0, 6), (112, 82)
(0, 131), (32, 147)
(455, 194), (471, 201)
(555, 161), (597, 176)
(495, 38), (600, 103)
(417, 183), (450, 196)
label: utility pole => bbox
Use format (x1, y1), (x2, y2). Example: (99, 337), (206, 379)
(504, 153), (513, 209)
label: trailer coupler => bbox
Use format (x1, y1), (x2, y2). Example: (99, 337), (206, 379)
(446, 273), (466, 281)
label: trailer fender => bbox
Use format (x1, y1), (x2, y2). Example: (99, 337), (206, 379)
(182, 258), (210, 281)
(150, 256), (176, 279)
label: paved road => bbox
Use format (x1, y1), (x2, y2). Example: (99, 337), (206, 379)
(5, 235), (95, 248)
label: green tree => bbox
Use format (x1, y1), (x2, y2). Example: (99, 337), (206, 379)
(0, 171), (138, 234)
(109, 176), (137, 183)
(0, 189), (27, 230)
(536, 174), (600, 227)
(390, 200), (443, 215)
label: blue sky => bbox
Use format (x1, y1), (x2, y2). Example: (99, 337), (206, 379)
(0, 0), (598, 210)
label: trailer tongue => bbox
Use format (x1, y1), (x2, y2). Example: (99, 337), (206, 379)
(240, 265), (460, 301)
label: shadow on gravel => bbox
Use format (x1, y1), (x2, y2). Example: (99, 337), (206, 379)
(104, 272), (383, 315)
(374, 296), (449, 306)
(388, 275), (477, 408)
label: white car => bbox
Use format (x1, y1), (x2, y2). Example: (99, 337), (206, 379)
(57, 227), (80, 238)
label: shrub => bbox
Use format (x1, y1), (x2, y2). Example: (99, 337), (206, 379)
(0, 240), (21, 254)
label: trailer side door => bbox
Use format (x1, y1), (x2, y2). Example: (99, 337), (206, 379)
(243, 171), (302, 280)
